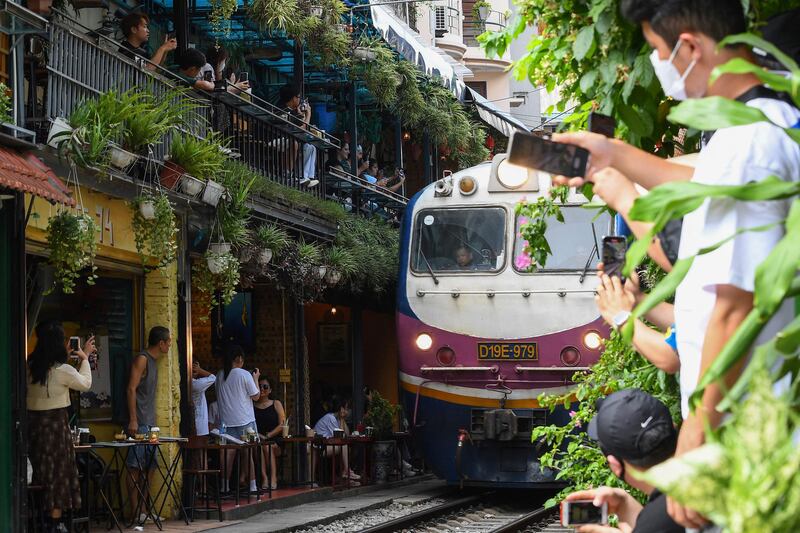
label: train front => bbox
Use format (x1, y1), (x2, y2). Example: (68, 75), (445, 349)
(397, 156), (611, 488)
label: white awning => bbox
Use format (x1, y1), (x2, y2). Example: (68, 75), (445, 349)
(465, 87), (530, 137)
(369, 0), (471, 99)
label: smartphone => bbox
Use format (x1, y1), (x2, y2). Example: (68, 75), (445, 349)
(203, 70), (213, 82)
(560, 500), (609, 527)
(69, 336), (81, 352)
(239, 72), (249, 82)
(588, 111), (616, 138)
(602, 235), (627, 280)
(507, 131), (589, 178)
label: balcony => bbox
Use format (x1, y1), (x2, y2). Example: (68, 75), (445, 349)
(462, 8), (510, 71)
(434, 0), (467, 61)
(32, 18), (407, 225)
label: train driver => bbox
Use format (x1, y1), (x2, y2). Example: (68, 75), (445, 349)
(454, 246), (475, 270)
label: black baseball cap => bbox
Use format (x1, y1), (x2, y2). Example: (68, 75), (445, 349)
(755, 8), (800, 70)
(587, 389), (676, 463)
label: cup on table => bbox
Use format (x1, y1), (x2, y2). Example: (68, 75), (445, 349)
(305, 428), (315, 438)
(78, 428), (90, 445)
(333, 429), (345, 439)
(282, 424), (290, 438)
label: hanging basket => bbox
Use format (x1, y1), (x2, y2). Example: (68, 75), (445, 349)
(315, 265), (328, 280)
(139, 200), (156, 220)
(159, 160), (185, 190)
(259, 248), (274, 264)
(310, 5), (323, 17)
(179, 174), (205, 197)
(207, 253), (228, 274)
(201, 179), (226, 207)
(47, 117), (72, 149)
(108, 144), (137, 170)
(353, 47), (377, 62)
(209, 242), (232, 255)
(325, 269), (342, 285)
(478, 5), (490, 20)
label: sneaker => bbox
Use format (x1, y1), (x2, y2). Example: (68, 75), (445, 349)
(346, 469), (361, 480)
(137, 513), (165, 524)
(304, 179), (320, 188)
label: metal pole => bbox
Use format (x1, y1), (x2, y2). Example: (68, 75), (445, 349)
(395, 117), (405, 196)
(422, 130), (431, 184)
(351, 305), (364, 425)
(293, 300), (306, 479)
(350, 82), (360, 211)
(293, 41), (305, 94)
(174, 0), (189, 54)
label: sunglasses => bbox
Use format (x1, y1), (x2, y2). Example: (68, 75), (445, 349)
(260, 384), (271, 390)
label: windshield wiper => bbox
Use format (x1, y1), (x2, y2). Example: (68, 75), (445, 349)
(579, 222), (600, 284)
(418, 248), (440, 285)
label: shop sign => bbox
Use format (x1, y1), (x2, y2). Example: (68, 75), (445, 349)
(279, 368), (292, 384)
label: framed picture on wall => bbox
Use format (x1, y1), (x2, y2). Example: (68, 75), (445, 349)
(318, 323), (350, 365)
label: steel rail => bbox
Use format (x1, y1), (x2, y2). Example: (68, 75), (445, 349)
(492, 506), (552, 533)
(357, 493), (488, 533)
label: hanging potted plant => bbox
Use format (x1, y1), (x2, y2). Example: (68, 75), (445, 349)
(209, 0), (239, 36)
(45, 210), (99, 294)
(324, 245), (355, 285)
(256, 223), (290, 264)
(131, 194), (178, 271)
(163, 132), (229, 201)
(297, 240), (323, 277)
(309, 4), (323, 17)
(473, 0), (491, 21)
(193, 251), (240, 315)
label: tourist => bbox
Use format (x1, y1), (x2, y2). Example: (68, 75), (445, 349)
(254, 376), (286, 490)
(175, 49), (215, 91)
(27, 322), (95, 533)
(191, 360), (216, 440)
(279, 83), (319, 187)
(118, 13), (176, 70)
(126, 326), (171, 524)
(313, 396), (361, 483)
(216, 345), (260, 493)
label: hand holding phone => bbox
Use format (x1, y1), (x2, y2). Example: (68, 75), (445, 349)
(602, 236), (627, 281)
(588, 111), (616, 138)
(239, 72), (249, 82)
(507, 131), (589, 178)
(69, 336), (81, 353)
(560, 500), (609, 527)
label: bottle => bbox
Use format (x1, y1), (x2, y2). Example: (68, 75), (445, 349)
(220, 423), (226, 445)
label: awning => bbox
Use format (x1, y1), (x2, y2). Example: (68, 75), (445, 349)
(0, 149), (74, 205)
(465, 88), (530, 137)
(369, 0), (471, 99)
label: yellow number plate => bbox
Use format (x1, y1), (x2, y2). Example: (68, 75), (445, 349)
(477, 343), (538, 361)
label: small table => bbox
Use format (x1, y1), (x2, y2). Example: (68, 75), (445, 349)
(201, 441), (264, 507)
(281, 436), (318, 488)
(323, 436), (374, 489)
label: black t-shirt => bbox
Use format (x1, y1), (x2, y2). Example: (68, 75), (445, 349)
(633, 490), (684, 533)
(119, 40), (152, 61)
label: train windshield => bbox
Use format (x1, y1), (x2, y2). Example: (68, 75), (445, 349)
(514, 206), (612, 271)
(412, 207), (506, 273)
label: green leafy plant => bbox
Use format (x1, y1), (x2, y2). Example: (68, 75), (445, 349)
(325, 245), (357, 280)
(130, 194), (178, 271)
(363, 390), (399, 440)
(123, 88), (199, 154)
(255, 223), (290, 254)
(169, 132), (229, 179)
(532, 331), (681, 508)
(217, 161), (256, 247)
(297, 240), (323, 268)
(209, 0), (238, 36)
(637, 365), (800, 533)
(45, 210), (99, 294)
(472, 0), (491, 21)
(0, 83), (12, 124)
(192, 251), (241, 317)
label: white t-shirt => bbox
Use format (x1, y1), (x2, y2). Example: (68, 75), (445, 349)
(215, 367), (259, 427)
(191, 375), (216, 436)
(674, 96), (800, 418)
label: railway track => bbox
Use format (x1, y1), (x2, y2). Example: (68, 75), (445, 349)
(358, 494), (569, 533)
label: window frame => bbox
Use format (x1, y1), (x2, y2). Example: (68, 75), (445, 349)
(410, 205), (509, 277)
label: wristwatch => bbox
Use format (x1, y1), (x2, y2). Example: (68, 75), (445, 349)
(612, 310), (631, 329)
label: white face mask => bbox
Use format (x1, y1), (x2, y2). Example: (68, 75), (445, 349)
(649, 40), (698, 101)
(218, 60), (226, 73)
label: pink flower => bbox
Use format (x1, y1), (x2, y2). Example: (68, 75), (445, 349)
(518, 216), (529, 226)
(515, 253), (532, 271)
(569, 411), (581, 428)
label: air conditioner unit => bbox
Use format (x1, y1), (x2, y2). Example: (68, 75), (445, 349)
(434, 6), (446, 32)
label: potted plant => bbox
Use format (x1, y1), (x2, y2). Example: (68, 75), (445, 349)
(363, 391), (400, 482)
(256, 223), (290, 264)
(45, 210), (99, 294)
(324, 245), (356, 285)
(163, 132), (228, 199)
(193, 251), (240, 316)
(131, 194), (178, 271)
(473, 0), (491, 21)
(217, 162), (256, 247)
(297, 240), (323, 276)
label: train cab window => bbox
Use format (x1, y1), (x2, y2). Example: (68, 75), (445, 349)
(412, 208), (506, 273)
(513, 206), (612, 272)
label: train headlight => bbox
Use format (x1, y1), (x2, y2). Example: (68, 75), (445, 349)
(583, 331), (602, 350)
(436, 346), (456, 366)
(496, 160), (529, 189)
(458, 176), (477, 196)
(560, 346), (581, 366)
(415, 333), (433, 351)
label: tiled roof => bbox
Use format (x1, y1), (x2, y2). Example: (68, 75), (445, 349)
(0, 149), (74, 205)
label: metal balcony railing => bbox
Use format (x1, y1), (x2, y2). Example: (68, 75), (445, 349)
(435, 0), (462, 38)
(42, 17), (349, 201)
(463, 9), (506, 47)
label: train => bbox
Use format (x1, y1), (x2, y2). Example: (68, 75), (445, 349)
(396, 154), (612, 488)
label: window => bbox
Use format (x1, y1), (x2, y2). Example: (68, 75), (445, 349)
(514, 207), (612, 271)
(466, 81), (488, 99)
(412, 207), (506, 274)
